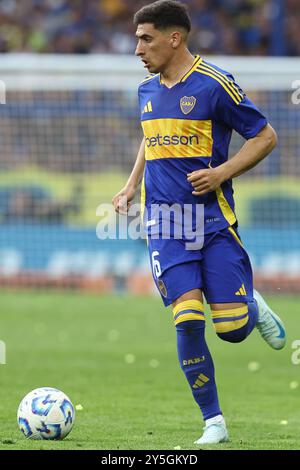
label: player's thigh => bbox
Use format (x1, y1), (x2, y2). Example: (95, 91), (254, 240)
(172, 288), (204, 308)
(202, 225), (253, 304)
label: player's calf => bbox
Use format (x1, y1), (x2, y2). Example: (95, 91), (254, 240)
(173, 299), (222, 420)
(211, 301), (258, 343)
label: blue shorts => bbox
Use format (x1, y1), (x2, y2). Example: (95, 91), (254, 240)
(148, 225), (254, 306)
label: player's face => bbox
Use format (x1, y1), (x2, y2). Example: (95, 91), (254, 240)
(135, 23), (176, 74)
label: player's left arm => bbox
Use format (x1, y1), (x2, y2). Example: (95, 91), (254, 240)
(187, 76), (277, 196)
(188, 123), (277, 196)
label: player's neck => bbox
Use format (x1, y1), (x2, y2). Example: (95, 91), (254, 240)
(160, 50), (196, 88)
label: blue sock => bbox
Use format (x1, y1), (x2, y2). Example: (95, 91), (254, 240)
(173, 299), (221, 420)
(212, 300), (259, 343)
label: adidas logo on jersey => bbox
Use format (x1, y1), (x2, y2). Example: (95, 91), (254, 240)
(235, 284), (247, 296)
(143, 101), (153, 113)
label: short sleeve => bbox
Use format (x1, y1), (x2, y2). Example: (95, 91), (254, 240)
(212, 76), (268, 140)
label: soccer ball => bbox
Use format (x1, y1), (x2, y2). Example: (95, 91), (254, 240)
(17, 387), (75, 440)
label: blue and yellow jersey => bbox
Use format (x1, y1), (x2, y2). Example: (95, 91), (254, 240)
(138, 55), (268, 235)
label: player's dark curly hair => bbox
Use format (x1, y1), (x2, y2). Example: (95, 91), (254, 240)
(133, 0), (191, 34)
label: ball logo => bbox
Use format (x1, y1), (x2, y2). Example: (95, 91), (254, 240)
(32, 395), (56, 416)
(36, 422), (62, 440)
(180, 96), (196, 115)
(18, 417), (33, 438)
(60, 399), (74, 425)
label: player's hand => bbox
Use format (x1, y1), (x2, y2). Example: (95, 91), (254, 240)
(187, 168), (223, 196)
(112, 185), (136, 214)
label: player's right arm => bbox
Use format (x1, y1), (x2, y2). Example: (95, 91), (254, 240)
(112, 137), (145, 214)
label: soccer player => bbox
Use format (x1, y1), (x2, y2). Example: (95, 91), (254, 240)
(112, 0), (286, 445)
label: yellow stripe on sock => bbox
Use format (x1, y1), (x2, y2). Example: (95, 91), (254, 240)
(174, 312), (205, 326)
(213, 316), (249, 333)
(173, 299), (204, 316)
(211, 306), (248, 318)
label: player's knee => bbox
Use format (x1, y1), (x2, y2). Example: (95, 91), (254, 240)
(173, 299), (205, 332)
(211, 303), (250, 343)
(216, 328), (248, 343)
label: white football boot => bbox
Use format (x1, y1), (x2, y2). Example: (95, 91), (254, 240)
(194, 415), (229, 445)
(254, 289), (286, 350)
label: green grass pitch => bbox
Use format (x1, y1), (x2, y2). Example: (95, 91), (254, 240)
(0, 291), (299, 450)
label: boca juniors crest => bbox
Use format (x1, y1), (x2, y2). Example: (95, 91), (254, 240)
(157, 279), (168, 298)
(180, 96), (196, 115)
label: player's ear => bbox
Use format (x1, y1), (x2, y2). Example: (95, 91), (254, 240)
(170, 31), (182, 48)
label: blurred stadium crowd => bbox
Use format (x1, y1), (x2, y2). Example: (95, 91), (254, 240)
(0, 1), (298, 291)
(0, 0), (299, 56)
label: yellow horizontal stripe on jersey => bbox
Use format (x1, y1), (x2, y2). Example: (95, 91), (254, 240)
(215, 186), (236, 226)
(142, 118), (213, 160)
(196, 68), (241, 105)
(199, 63), (244, 102)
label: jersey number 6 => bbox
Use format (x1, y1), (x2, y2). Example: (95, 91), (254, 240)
(151, 251), (162, 279)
